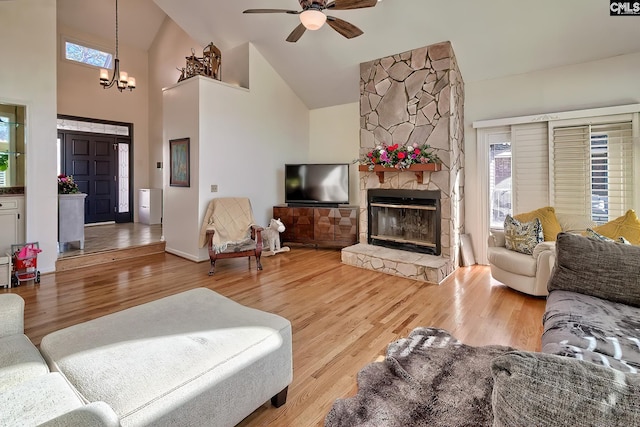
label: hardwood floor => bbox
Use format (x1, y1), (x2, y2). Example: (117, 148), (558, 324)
(4, 248), (546, 427)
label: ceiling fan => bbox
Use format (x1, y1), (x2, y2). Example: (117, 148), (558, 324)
(243, 0), (378, 43)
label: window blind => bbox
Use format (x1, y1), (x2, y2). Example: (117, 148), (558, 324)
(552, 121), (634, 221)
(592, 122), (634, 220)
(552, 125), (591, 217)
(512, 123), (548, 214)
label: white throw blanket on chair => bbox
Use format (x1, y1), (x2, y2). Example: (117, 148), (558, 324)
(199, 198), (256, 252)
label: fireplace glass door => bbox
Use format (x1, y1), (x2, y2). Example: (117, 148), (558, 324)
(368, 189), (441, 255)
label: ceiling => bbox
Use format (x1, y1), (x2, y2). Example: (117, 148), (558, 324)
(58, 0), (640, 110)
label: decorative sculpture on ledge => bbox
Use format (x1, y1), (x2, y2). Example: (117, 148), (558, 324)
(177, 43), (221, 83)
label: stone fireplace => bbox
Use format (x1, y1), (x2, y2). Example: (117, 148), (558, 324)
(341, 41), (464, 284)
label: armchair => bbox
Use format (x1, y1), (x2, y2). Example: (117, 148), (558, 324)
(487, 213), (596, 296)
(199, 198), (263, 276)
(487, 230), (555, 296)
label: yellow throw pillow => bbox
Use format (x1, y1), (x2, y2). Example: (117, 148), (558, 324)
(592, 209), (640, 245)
(514, 206), (562, 242)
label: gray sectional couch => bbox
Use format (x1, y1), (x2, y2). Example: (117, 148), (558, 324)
(492, 232), (640, 425)
(542, 232), (640, 372)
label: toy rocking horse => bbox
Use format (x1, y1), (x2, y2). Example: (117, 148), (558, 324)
(262, 218), (290, 257)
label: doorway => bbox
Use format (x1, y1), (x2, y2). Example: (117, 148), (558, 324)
(57, 116), (133, 225)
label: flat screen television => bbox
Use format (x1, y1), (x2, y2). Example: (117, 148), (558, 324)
(285, 163), (349, 206)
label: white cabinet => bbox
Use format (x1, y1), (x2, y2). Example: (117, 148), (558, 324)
(0, 195), (25, 256)
(139, 189), (162, 225)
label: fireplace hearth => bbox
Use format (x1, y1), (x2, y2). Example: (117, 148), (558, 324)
(368, 189), (441, 255)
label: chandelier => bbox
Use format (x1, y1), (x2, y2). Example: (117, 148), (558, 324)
(99, 0), (135, 91)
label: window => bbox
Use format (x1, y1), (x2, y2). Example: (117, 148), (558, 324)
(474, 105), (639, 265)
(64, 39), (113, 69)
(489, 142), (512, 227)
(591, 133), (609, 223)
(0, 117), (9, 186)
(484, 123), (548, 229)
(0, 117), (8, 142)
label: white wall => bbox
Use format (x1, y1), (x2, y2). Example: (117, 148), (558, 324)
(57, 23), (150, 221)
(309, 103), (360, 205)
(465, 52), (640, 263)
(163, 44), (309, 261)
(148, 17), (203, 190)
(162, 79), (200, 260)
(0, 0), (58, 272)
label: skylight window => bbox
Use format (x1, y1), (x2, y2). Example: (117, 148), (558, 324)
(64, 40), (113, 69)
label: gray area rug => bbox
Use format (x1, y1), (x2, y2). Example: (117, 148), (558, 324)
(325, 327), (514, 427)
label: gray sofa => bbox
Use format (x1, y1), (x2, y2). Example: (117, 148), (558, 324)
(542, 232), (640, 371)
(0, 288), (293, 427)
(491, 232), (640, 425)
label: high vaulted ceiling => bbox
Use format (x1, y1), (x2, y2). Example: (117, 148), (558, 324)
(58, 0), (640, 110)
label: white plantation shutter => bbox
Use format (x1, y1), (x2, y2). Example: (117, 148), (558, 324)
(552, 126), (591, 217)
(592, 122), (634, 220)
(551, 120), (634, 221)
(511, 123), (548, 214)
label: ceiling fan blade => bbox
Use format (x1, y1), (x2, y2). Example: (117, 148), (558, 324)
(243, 9), (301, 14)
(326, 0), (377, 10)
(286, 23), (307, 42)
(326, 16), (363, 39)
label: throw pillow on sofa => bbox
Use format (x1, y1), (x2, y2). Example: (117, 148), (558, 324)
(491, 351), (640, 427)
(504, 215), (543, 255)
(514, 206), (562, 241)
(585, 228), (631, 244)
(592, 209), (640, 244)
(548, 233), (640, 307)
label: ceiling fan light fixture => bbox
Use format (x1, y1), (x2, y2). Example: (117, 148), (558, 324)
(300, 9), (327, 30)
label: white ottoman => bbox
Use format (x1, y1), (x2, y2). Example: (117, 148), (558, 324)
(39, 288), (293, 427)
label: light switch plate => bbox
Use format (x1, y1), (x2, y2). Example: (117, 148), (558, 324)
(211, 184), (218, 192)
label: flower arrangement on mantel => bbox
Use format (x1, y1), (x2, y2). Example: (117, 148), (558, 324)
(58, 174), (80, 194)
(360, 143), (441, 171)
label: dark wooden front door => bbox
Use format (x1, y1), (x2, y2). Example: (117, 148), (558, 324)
(64, 133), (116, 224)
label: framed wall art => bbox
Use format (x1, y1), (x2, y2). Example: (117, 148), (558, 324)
(169, 138), (190, 187)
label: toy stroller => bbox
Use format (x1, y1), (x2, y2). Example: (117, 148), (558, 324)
(11, 242), (41, 286)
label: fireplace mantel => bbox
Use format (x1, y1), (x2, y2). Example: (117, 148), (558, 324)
(358, 163), (442, 184)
